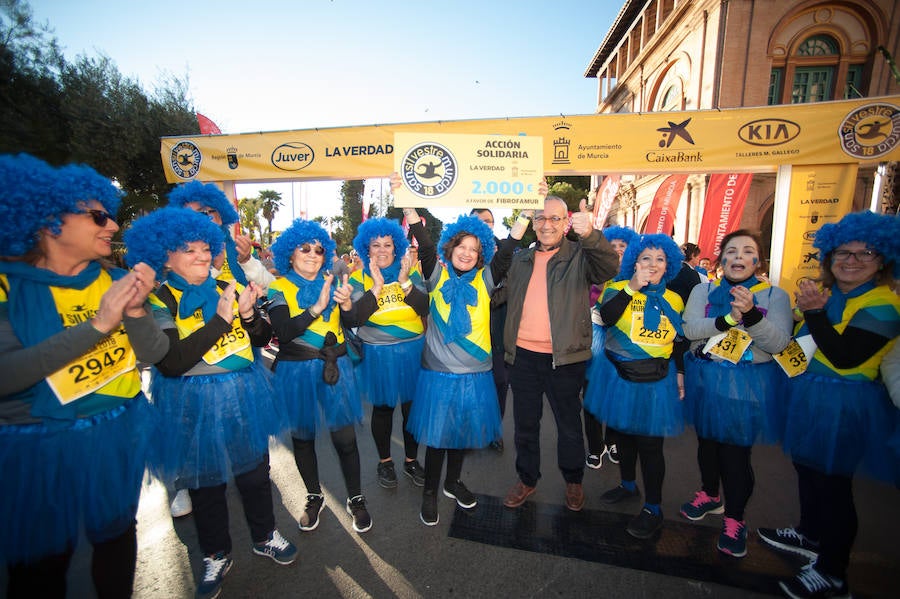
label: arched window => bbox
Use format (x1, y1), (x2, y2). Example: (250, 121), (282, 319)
(767, 5), (876, 105)
(791, 34), (839, 103)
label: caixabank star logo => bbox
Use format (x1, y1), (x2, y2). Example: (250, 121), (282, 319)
(839, 102), (899, 160)
(401, 142), (457, 199)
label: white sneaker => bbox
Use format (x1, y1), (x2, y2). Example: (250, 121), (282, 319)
(170, 489), (193, 518)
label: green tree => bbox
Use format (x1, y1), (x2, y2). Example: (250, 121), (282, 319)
(239, 196), (263, 241)
(546, 176), (591, 212)
(257, 189), (282, 246)
(0, 0), (199, 228)
(332, 180), (364, 253)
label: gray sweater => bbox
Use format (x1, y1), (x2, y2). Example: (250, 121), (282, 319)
(682, 281), (793, 364)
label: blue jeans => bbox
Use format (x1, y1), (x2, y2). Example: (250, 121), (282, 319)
(509, 347), (587, 487)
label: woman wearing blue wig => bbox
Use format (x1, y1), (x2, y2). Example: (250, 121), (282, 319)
(0, 155), (168, 598)
(391, 174), (532, 526)
(168, 180), (275, 289)
(125, 206), (296, 599)
(344, 218), (429, 490)
(266, 219), (371, 533)
(584, 225), (639, 470)
(583, 233), (687, 540)
(679, 229), (793, 559)
(755, 211), (900, 599)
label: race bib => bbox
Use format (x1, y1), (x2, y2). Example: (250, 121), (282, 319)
(773, 335), (815, 377)
(46, 327), (137, 404)
(703, 328), (753, 364)
(629, 313), (676, 347)
(375, 282), (407, 314)
(203, 318), (252, 365)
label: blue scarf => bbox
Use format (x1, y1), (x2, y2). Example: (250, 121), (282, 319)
(439, 267), (479, 344)
(707, 275), (761, 318)
(284, 270), (335, 320)
(222, 227), (248, 285)
(364, 259), (401, 285)
(642, 281), (684, 336)
(0, 260), (120, 423)
(165, 271), (221, 322)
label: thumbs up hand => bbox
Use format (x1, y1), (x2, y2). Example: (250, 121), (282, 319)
(570, 199), (595, 238)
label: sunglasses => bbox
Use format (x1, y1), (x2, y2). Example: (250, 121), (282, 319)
(79, 209), (115, 227)
(299, 243), (325, 256)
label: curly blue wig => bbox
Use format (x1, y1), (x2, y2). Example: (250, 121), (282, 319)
(352, 217), (410, 270)
(603, 225), (639, 245)
(814, 211), (900, 278)
(438, 214), (496, 265)
(0, 156), (124, 257)
(271, 219), (336, 275)
(123, 207), (224, 279)
(167, 180), (239, 225)
(0, 154), (57, 256)
(617, 233), (684, 283)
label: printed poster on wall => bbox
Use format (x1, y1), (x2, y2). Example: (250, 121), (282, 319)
(391, 132), (543, 208)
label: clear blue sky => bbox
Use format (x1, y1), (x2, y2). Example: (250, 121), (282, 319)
(31, 0), (622, 230)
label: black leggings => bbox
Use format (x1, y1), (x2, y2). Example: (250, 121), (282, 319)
(795, 462), (856, 579)
(697, 436), (754, 520)
(190, 456), (275, 555)
(613, 429), (665, 505)
(423, 446), (465, 494)
(6, 520), (137, 599)
(371, 402), (418, 461)
(293, 425), (362, 498)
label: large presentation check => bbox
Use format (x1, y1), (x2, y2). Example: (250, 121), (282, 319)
(392, 132), (543, 208)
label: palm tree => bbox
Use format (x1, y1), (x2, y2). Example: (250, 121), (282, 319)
(258, 189), (283, 246)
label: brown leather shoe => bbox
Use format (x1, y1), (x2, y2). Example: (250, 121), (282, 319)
(565, 483), (585, 511)
(503, 481), (536, 508)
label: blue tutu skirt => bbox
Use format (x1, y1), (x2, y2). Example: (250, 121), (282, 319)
(584, 323), (605, 375)
(355, 336), (424, 407)
(272, 355), (363, 439)
(888, 415), (900, 487)
(149, 362), (286, 489)
(782, 371), (894, 480)
(683, 354), (783, 446)
(407, 369), (501, 449)
(583, 353), (683, 437)
(0, 396), (154, 564)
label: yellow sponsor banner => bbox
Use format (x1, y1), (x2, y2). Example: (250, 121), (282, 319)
(777, 163), (857, 292)
(391, 132), (543, 208)
(160, 96), (900, 183)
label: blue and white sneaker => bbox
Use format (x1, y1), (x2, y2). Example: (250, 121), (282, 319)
(196, 552), (232, 599)
(252, 530), (298, 565)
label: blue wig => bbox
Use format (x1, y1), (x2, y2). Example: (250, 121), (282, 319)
(123, 207), (224, 279)
(0, 156), (123, 256)
(167, 180), (239, 225)
(603, 225), (639, 245)
(0, 154), (57, 256)
(438, 214), (496, 265)
(271, 219), (336, 275)
(352, 218), (410, 270)
(814, 211), (900, 278)
(617, 234), (684, 283)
